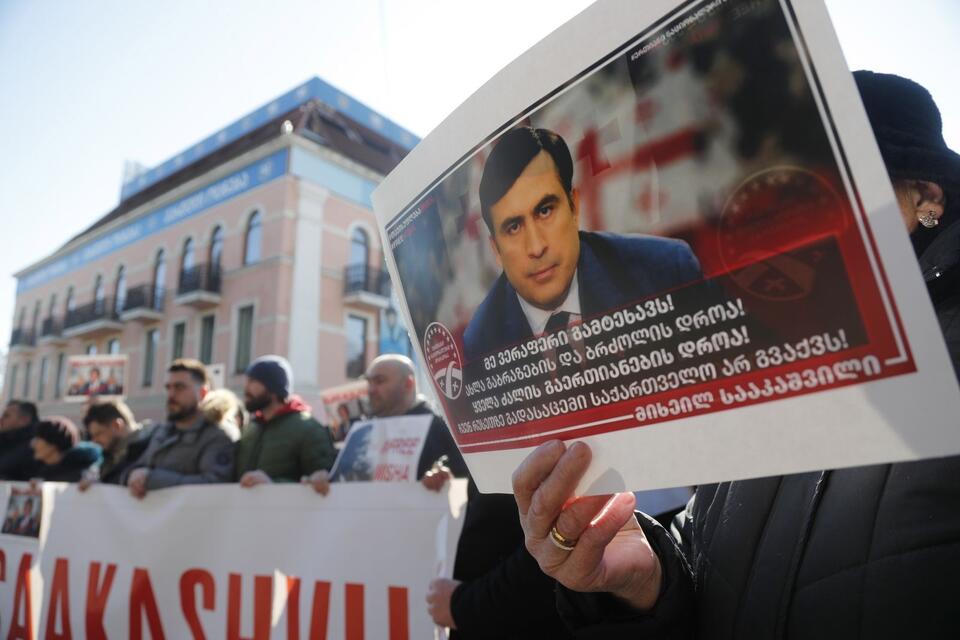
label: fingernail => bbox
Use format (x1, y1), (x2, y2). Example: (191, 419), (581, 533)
(543, 440), (565, 455)
(568, 441), (591, 458)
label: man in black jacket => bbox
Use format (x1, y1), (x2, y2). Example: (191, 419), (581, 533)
(303, 354), (469, 490)
(0, 400), (41, 480)
(362, 354), (471, 483)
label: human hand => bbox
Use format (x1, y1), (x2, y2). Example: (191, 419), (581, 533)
(78, 467), (99, 492)
(127, 468), (150, 500)
(302, 470), (330, 495)
(239, 470), (273, 488)
(421, 466), (452, 492)
(426, 577), (461, 628)
(512, 440), (662, 611)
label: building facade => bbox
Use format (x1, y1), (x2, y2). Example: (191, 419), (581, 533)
(5, 77), (417, 424)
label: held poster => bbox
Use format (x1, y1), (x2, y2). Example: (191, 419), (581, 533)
(64, 355), (128, 402)
(330, 415), (432, 483)
(373, 0), (960, 493)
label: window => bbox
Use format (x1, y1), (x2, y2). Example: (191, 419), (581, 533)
(243, 211), (262, 265)
(8, 365), (18, 401)
(235, 305), (254, 373)
(23, 361), (32, 398)
(182, 237), (196, 273)
(200, 315), (215, 365)
(345, 315), (368, 378)
(172, 322), (186, 360)
(94, 275), (105, 314)
(153, 249), (167, 310)
(54, 353), (64, 399)
(16, 308), (25, 329)
(350, 228), (369, 267)
(210, 226), (224, 275)
(48, 294), (57, 318)
(143, 329), (159, 387)
(38, 357), (48, 402)
(65, 287), (76, 315)
(115, 266), (127, 314)
(107, 338), (120, 355)
(31, 301), (41, 335)
(86, 344), (98, 355)
(347, 228), (370, 293)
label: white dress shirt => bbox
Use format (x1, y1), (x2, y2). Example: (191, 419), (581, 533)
(516, 269), (582, 335)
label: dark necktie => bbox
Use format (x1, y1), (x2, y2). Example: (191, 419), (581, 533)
(544, 311), (574, 372)
(544, 311), (571, 334)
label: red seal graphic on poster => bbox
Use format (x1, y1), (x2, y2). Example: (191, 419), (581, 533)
(718, 166), (847, 301)
(423, 322), (463, 400)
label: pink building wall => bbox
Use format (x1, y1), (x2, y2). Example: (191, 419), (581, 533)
(6, 143), (393, 427)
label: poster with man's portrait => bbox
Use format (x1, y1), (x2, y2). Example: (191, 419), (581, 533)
(65, 355), (127, 402)
(329, 415), (432, 483)
(320, 381), (372, 441)
(373, 0), (960, 493)
(379, 306), (412, 358)
(1, 488), (43, 539)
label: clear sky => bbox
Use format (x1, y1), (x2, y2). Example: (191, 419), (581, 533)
(0, 0), (957, 351)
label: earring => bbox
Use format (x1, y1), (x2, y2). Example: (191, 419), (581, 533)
(918, 211), (939, 228)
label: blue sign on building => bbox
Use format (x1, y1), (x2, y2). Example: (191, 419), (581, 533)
(18, 149), (289, 294)
(120, 77), (420, 202)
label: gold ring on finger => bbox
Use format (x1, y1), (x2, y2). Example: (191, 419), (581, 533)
(549, 525), (578, 552)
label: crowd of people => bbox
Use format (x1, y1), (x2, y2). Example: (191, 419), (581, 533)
(0, 350), (560, 638)
(0, 69), (958, 639)
(0, 354), (457, 494)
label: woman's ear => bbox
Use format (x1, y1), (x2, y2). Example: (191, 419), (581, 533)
(915, 180), (946, 228)
(896, 179), (946, 230)
(915, 180), (946, 211)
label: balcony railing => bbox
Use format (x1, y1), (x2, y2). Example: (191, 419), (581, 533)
(343, 265), (391, 298)
(123, 284), (166, 313)
(64, 298), (120, 330)
(9, 328), (36, 348)
(41, 316), (63, 339)
(178, 263), (222, 296)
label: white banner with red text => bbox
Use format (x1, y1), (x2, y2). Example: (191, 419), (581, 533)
(0, 480), (468, 639)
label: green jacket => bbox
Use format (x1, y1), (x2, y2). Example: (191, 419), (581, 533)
(235, 405), (336, 482)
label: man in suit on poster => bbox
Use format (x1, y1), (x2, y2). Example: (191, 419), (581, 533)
(462, 126), (702, 363)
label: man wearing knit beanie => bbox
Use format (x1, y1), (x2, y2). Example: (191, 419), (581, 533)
(244, 356), (294, 402)
(236, 355), (336, 486)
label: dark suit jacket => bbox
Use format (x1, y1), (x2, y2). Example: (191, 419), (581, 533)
(463, 231), (702, 362)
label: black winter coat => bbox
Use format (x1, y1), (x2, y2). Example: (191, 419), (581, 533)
(450, 481), (573, 640)
(407, 400), (471, 479)
(407, 402), (570, 638)
(920, 215), (960, 376)
(558, 223), (960, 638)
(34, 443), (103, 482)
(0, 424), (41, 480)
